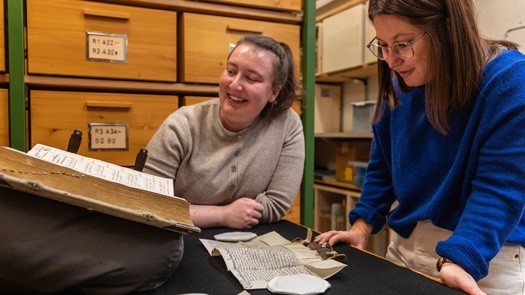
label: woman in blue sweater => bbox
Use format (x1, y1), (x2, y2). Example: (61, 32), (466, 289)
(315, 0), (525, 294)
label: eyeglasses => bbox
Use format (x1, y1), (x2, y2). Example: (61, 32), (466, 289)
(367, 31), (427, 61)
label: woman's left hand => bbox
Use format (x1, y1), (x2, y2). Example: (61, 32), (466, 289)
(440, 263), (486, 295)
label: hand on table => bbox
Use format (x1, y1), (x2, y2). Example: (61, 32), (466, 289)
(223, 197), (263, 229)
(440, 263), (486, 295)
(313, 229), (367, 249)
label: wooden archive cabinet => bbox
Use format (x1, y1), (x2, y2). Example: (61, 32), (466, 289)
(180, 13), (300, 84)
(26, 0), (177, 82)
(0, 89), (8, 146)
(30, 90), (179, 166)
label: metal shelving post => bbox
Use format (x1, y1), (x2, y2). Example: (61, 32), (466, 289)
(7, 0), (26, 151)
(301, 0), (315, 227)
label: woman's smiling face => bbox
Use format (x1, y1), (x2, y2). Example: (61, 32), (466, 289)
(218, 43), (281, 132)
(373, 14), (431, 87)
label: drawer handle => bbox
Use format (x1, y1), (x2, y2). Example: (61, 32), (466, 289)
(83, 9), (130, 21)
(226, 25), (263, 35)
(86, 101), (132, 109)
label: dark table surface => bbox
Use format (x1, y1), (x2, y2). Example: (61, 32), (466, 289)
(148, 220), (465, 295)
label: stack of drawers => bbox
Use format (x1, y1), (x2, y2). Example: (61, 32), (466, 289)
(23, 0), (302, 167)
(26, 0), (178, 166)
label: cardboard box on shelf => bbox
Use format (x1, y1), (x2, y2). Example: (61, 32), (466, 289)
(315, 84), (341, 133)
(344, 161), (368, 187)
(335, 140), (371, 184)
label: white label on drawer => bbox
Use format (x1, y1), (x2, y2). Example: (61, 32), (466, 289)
(86, 32), (127, 63)
(88, 123), (128, 151)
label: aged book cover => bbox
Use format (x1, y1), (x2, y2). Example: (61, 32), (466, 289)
(0, 146), (200, 234)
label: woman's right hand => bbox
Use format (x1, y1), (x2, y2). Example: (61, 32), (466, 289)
(222, 197), (264, 229)
(314, 219), (371, 249)
(313, 229), (367, 249)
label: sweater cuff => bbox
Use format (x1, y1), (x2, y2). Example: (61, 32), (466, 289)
(436, 235), (489, 281)
(349, 203), (386, 235)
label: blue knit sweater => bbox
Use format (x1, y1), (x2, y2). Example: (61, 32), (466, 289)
(350, 50), (525, 281)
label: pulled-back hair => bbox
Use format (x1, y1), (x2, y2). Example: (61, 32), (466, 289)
(229, 35), (300, 117)
(369, 0), (518, 134)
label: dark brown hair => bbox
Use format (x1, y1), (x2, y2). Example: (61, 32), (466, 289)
(229, 35), (299, 117)
(369, 0), (518, 134)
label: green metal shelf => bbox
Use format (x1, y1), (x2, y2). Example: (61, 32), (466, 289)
(7, 0), (26, 151)
(301, 0), (315, 227)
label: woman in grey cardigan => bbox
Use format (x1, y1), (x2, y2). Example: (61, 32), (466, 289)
(144, 35), (305, 229)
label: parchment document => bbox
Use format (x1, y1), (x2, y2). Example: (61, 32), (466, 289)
(27, 144), (174, 197)
(200, 231), (346, 290)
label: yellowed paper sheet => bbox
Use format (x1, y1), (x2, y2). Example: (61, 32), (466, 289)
(200, 231), (346, 290)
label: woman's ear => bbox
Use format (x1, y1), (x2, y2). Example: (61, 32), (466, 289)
(269, 85), (282, 103)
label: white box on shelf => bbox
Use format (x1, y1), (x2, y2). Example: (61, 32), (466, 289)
(351, 100), (376, 133)
(363, 0), (377, 64)
(321, 4), (365, 73)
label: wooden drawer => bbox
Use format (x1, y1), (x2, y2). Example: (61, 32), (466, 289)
(26, 0), (177, 82)
(180, 13), (300, 83)
(198, 0), (302, 11)
(182, 96), (216, 106)
(0, 1), (5, 72)
(292, 100), (302, 116)
(0, 89), (8, 146)
(30, 90), (178, 166)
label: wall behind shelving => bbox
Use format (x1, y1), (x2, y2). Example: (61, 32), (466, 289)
(476, 0), (525, 52)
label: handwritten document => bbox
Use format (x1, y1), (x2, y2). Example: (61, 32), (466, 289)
(27, 144), (174, 197)
(200, 231), (346, 290)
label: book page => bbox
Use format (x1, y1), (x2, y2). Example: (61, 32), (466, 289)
(27, 144), (174, 197)
(199, 231), (346, 290)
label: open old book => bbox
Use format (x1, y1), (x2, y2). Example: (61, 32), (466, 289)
(0, 144), (200, 234)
